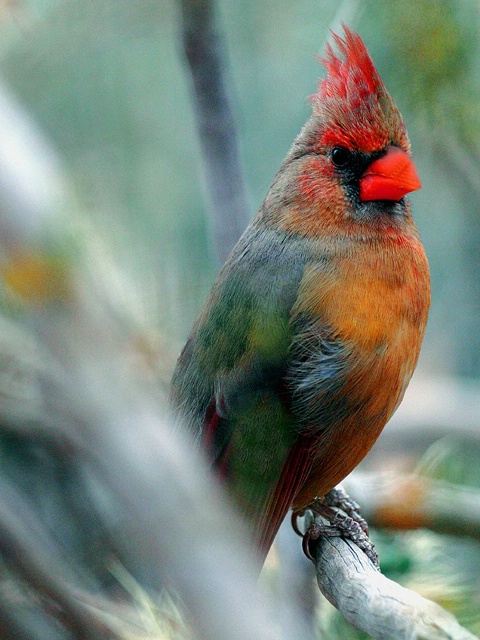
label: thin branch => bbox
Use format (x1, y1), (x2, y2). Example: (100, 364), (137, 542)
(313, 534), (478, 640)
(179, 0), (250, 266)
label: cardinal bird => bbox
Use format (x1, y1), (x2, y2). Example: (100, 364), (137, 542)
(171, 27), (430, 564)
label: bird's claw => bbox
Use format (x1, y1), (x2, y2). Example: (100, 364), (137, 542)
(291, 510), (306, 537)
(300, 521), (341, 561)
(323, 486), (369, 535)
(292, 491), (380, 570)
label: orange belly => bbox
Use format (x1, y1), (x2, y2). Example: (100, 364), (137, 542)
(292, 233), (430, 508)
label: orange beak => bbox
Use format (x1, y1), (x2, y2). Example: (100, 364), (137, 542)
(359, 145), (422, 202)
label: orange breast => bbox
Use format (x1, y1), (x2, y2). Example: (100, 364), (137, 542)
(292, 233), (430, 508)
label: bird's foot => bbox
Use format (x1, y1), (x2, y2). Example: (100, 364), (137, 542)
(292, 492), (379, 570)
(323, 485), (369, 535)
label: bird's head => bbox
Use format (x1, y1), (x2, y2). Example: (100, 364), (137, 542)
(268, 27), (421, 235)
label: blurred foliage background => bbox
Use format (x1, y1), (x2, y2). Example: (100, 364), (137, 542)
(1, 0), (480, 638)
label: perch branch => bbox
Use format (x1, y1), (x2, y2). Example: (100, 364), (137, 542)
(313, 533), (478, 640)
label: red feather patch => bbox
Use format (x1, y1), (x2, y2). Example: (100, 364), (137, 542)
(311, 26), (409, 153)
(319, 27), (381, 102)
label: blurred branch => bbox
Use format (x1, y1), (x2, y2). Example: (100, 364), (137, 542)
(179, 0), (250, 266)
(0, 481), (108, 640)
(313, 533), (478, 640)
(0, 76), (311, 640)
(376, 377), (480, 457)
(343, 472), (480, 541)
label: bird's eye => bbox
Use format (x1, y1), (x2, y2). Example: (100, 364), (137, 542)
(331, 146), (351, 168)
